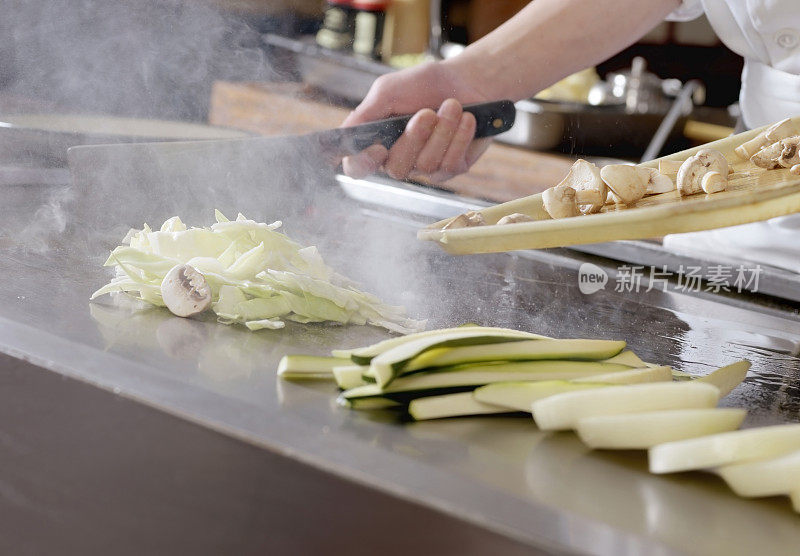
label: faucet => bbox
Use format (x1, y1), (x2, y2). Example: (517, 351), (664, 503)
(429, 0), (443, 59)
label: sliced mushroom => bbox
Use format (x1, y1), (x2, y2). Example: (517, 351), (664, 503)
(751, 136), (800, 169)
(161, 264), (212, 318)
(606, 190), (623, 205)
(677, 149), (729, 196)
(658, 160), (683, 175)
(696, 148), (729, 174)
(496, 213), (535, 225)
(735, 118), (799, 159)
(555, 159), (606, 214)
(600, 164), (647, 205)
(778, 136), (800, 168)
(542, 185), (580, 219)
(442, 210), (486, 230)
(791, 164), (800, 176)
(636, 167), (675, 195)
(701, 171), (727, 194)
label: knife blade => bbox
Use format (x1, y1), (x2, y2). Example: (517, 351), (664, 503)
(64, 100), (515, 235)
(68, 99), (515, 165)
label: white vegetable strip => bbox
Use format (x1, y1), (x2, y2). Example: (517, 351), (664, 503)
(531, 382), (720, 431)
(792, 490), (800, 513)
(473, 380), (605, 412)
(695, 360), (750, 397)
(575, 408), (746, 450)
(333, 365), (369, 389)
(408, 392), (510, 421)
(571, 365), (672, 384)
(92, 211), (424, 334)
(649, 424), (800, 474)
(717, 449), (800, 497)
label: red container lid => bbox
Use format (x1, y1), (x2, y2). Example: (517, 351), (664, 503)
(351, 0), (389, 10)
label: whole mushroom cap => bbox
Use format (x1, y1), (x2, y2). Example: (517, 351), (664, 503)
(695, 149), (729, 175)
(677, 149), (729, 196)
(161, 264), (213, 318)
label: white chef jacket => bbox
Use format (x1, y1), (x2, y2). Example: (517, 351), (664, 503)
(663, 1), (800, 274)
(669, 0), (800, 128)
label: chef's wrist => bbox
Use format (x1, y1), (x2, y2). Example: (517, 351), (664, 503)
(439, 54), (506, 103)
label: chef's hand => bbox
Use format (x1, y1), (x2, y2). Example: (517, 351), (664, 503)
(341, 61), (491, 182)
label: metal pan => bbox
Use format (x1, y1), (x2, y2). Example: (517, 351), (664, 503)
(498, 98), (689, 159)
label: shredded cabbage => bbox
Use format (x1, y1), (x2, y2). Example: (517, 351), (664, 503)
(92, 211), (425, 334)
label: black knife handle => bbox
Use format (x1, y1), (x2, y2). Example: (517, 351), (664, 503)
(342, 100), (516, 153)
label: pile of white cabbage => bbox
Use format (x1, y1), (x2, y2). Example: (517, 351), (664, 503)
(91, 210), (425, 334)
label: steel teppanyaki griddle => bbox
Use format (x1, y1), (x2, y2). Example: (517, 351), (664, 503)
(418, 119), (800, 253)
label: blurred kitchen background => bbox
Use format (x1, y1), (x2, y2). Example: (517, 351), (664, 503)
(0, 0), (744, 198)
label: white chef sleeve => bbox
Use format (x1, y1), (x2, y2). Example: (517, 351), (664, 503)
(665, 0), (704, 22)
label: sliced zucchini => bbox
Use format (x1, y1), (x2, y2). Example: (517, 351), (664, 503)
(333, 365), (368, 390)
(342, 360), (632, 402)
(571, 365), (672, 384)
(696, 360), (750, 397)
(371, 336), (626, 388)
(368, 333), (547, 387)
(717, 449), (800, 497)
(531, 382), (720, 431)
(340, 397), (403, 410)
(403, 339), (627, 373)
(473, 380), (606, 412)
(408, 392), (512, 421)
(602, 350), (647, 368)
(575, 408), (746, 450)
(334, 326), (545, 365)
(649, 423), (800, 474)
(277, 355), (349, 379)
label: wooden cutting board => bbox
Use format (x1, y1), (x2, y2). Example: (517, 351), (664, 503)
(418, 119), (800, 254)
(209, 81), (575, 202)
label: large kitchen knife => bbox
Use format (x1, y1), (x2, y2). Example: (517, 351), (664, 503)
(66, 100), (515, 237)
(69, 99), (515, 165)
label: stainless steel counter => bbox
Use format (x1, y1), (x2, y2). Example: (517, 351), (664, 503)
(2, 161), (800, 555)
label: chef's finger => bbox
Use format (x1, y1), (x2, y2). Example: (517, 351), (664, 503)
(384, 109), (438, 179)
(439, 112), (478, 176)
(415, 99), (463, 175)
(342, 144), (389, 179)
